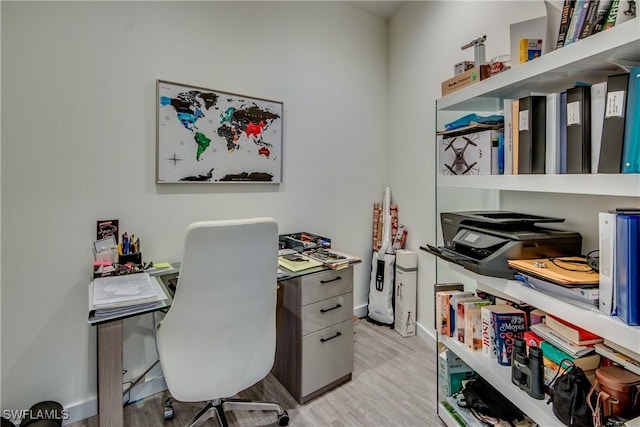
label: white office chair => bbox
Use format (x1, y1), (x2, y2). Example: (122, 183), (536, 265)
(156, 218), (289, 427)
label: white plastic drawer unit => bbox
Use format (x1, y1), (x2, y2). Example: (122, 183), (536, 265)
(301, 292), (353, 336)
(300, 268), (353, 305)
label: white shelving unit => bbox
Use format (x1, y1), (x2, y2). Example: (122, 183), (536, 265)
(433, 17), (640, 427)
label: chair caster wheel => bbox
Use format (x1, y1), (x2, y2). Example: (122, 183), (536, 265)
(163, 405), (174, 420)
(278, 414), (290, 426)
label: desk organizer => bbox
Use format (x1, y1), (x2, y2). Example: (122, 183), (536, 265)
(279, 232), (331, 252)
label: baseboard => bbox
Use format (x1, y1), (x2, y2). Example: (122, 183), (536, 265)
(62, 375), (167, 425)
(354, 303), (368, 319)
(416, 322), (437, 350)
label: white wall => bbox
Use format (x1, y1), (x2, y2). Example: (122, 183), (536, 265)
(388, 1), (549, 343)
(1, 1), (388, 416)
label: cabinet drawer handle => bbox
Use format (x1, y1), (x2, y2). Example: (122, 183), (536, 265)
(320, 331), (342, 343)
(320, 276), (342, 284)
(320, 304), (342, 313)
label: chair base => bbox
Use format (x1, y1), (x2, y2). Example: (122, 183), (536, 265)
(171, 397), (289, 427)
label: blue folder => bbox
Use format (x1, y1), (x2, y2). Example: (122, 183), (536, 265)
(615, 213), (640, 326)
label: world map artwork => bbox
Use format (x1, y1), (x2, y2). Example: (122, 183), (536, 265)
(157, 80), (283, 183)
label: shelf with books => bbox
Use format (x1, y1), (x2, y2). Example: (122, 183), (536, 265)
(437, 173), (640, 196)
(439, 335), (560, 427)
(445, 261), (640, 356)
(438, 19), (640, 111)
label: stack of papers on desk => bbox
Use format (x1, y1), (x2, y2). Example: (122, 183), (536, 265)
(305, 248), (361, 270)
(278, 254), (323, 272)
(90, 273), (167, 318)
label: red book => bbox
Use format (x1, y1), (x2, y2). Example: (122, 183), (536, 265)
(545, 314), (603, 345)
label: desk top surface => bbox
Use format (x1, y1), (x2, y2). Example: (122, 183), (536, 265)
(89, 259), (358, 325)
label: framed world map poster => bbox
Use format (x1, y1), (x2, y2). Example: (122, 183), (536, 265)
(156, 80), (283, 183)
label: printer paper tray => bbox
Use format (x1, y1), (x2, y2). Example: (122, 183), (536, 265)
(422, 244), (480, 267)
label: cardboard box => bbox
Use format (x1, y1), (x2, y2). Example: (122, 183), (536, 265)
(438, 349), (477, 398)
(454, 61), (474, 75)
(394, 250), (417, 337)
(439, 129), (500, 176)
(441, 65), (490, 97)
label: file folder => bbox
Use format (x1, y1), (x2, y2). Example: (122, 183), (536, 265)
(598, 72), (629, 173)
(518, 95), (546, 174)
(566, 86), (591, 174)
(615, 214), (639, 326)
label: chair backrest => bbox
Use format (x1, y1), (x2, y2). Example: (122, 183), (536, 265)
(156, 218), (278, 402)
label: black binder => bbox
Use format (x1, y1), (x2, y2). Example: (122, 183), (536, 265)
(518, 95), (546, 174)
(598, 72), (629, 173)
(566, 86), (591, 174)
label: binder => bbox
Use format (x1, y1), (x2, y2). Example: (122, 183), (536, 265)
(591, 81), (607, 173)
(615, 214), (639, 326)
(503, 98), (515, 175)
(621, 66), (640, 173)
(518, 95), (546, 174)
(566, 86), (591, 174)
(598, 212), (616, 315)
(560, 91), (568, 173)
(546, 93), (562, 174)
(598, 72), (629, 173)
(512, 99), (520, 174)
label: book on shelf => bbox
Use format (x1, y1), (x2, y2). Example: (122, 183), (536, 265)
(545, 314), (603, 345)
(592, 1), (614, 34)
(451, 295), (482, 340)
(595, 342), (640, 376)
(540, 341), (601, 371)
(530, 323), (595, 358)
(493, 308), (528, 366)
(615, 213), (639, 326)
(556, 0), (577, 49)
(435, 287), (466, 337)
(304, 248), (361, 270)
(277, 253), (323, 272)
(564, 0), (590, 46)
(578, 0), (601, 40)
(621, 65), (640, 173)
(595, 339), (640, 375)
(598, 72), (629, 173)
(604, 0), (636, 30)
(457, 299), (491, 350)
(566, 85), (592, 174)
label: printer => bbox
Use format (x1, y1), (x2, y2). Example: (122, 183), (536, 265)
(425, 211), (582, 279)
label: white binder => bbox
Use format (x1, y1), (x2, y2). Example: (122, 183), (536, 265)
(598, 211), (616, 315)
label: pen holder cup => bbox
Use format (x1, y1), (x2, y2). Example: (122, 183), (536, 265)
(118, 252), (142, 265)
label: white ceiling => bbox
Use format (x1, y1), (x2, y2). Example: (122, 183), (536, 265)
(348, 1), (406, 19)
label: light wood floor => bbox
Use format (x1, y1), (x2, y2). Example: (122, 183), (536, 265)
(70, 319), (441, 427)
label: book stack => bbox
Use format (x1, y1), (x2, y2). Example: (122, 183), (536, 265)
(527, 314), (602, 388)
(595, 340), (640, 375)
